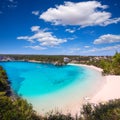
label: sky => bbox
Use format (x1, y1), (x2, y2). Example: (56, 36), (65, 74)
(0, 0), (120, 56)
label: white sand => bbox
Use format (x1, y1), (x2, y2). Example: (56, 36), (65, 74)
(68, 63), (103, 72)
(69, 63), (120, 114)
(90, 75), (120, 104)
(28, 60), (42, 63)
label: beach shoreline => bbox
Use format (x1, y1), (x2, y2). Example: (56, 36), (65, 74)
(22, 62), (120, 116)
(2, 61), (120, 116)
(68, 63), (120, 114)
(68, 63), (103, 72)
(26, 63), (105, 116)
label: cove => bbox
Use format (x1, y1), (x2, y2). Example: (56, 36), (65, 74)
(0, 61), (104, 114)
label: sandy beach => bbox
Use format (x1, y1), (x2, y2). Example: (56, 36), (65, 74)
(68, 63), (120, 115)
(70, 63), (120, 101)
(75, 64), (120, 103)
(90, 75), (120, 104)
(68, 63), (103, 72)
(24, 63), (104, 116)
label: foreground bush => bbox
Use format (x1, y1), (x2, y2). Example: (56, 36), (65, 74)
(81, 99), (120, 120)
(0, 96), (41, 120)
(99, 52), (120, 75)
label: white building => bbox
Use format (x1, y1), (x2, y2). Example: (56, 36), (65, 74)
(64, 57), (70, 63)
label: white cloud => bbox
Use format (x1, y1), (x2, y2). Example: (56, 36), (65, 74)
(66, 29), (75, 33)
(17, 26), (67, 47)
(31, 26), (40, 32)
(94, 34), (120, 44)
(85, 44), (120, 53)
(84, 46), (90, 48)
(68, 36), (77, 41)
(17, 36), (29, 40)
(40, 1), (120, 27)
(32, 11), (39, 16)
(103, 18), (120, 26)
(25, 45), (46, 50)
(17, 36), (34, 43)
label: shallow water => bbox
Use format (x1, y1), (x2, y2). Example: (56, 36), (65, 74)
(0, 61), (104, 114)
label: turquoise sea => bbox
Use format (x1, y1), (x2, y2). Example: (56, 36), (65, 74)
(0, 61), (104, 114)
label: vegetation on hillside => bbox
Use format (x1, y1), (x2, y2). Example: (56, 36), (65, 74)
(99, 52), (120, 75)
(0, 54), (110, 65)
(74, 52), (120, 75)
(0, 54), (65, 63)
(0, 96), (42, 120)
(0, 66), (9, 95)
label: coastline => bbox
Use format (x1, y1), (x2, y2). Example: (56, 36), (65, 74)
(69, 63), (120, 111)
(26, 63), (105, 116)
(1, 61), (120, 116)
(68, 63), (103, 72)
